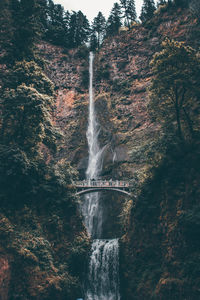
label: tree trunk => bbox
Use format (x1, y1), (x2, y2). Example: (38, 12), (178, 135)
(174, 86), (184, 141)
(182, 106), (194, 138)
(175, 103), (183, 140)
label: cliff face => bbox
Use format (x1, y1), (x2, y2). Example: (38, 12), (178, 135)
(39, 6), (199, 239)
(41, 6), (199, 181)
(120, 143), (200, 299)
(37, 5), (200, 300)
(1, 5), (197, 300)
(0, 44), (91, 300)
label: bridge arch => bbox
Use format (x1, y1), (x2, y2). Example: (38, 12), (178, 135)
(76, 187), (131, 196)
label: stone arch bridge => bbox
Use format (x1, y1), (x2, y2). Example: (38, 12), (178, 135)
(75, 180), (131, 196)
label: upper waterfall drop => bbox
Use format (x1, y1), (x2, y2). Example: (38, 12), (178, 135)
(86, 52), (102, 180)
(81, 52), (103, 238)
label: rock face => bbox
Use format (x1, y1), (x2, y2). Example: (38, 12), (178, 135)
(0, 45), (91, 300)
(120, 145), (200, 300)
(39, 6), (199, 234)
(41, 6), (199, 179)
(33, 5), (200, 300)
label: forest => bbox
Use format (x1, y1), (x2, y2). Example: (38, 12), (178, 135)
(0, 0), (200, 299)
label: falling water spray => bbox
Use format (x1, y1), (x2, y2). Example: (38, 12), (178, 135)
(81, 52), (120, 300)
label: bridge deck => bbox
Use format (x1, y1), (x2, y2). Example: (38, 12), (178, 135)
(75, 180), (130, 189)
(75, 180), (131, 196)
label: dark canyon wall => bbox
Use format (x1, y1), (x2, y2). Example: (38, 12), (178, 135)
(0, 4), (199, 300)
(39, 5), (200, 299)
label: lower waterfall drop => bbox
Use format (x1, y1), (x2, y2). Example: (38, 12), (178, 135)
(86, 239), (120, 300)
(82, 52), (120, 300)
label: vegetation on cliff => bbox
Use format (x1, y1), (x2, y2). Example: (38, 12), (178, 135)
(149, 38), (200, 141)
(0, 0), (200, 299)
(0, 1), (90, 299)
(119, 11), (200, 300)
(120, 141), (200, 300)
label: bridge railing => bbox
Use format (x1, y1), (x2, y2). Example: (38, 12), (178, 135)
(75, 180), (130, 188)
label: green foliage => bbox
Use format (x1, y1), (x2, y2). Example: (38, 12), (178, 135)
(68, 234), (90, 276)
(96, 64), (110, 81)
(45, 2), (91, 49)
(0, 0), (48, 63)
(92, 12), (106, 49)
(1, 60), (59, 154)
(149, 38), (200, 141)
(11, 0), (44, 61)
(178, 206), (200, 246)
(120, 0), (137, 28)
(0, 5), (90, 298)
(189, 0), (200, 16)
(6, 60), (54, 95)
(174, 0), (189, 7)
(140, 0), (156, 23)
(0, 143), (77, 207)
(2, 85), (48, 152)
(0, 145), (33, 204)
(106, 2), (123, 36)
(90, 31), (98, 52)
(126, 0), (137, 24)
(75, 45), (89, 59)
(0, 0), (13, 63)
(68, 11), (90, 48)
(45, 1), (68, 46)
(81, 69), (89, 89)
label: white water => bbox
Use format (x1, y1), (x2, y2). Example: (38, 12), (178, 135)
(86, 239), (120, 300)
(82, 52), (120, 300)
(81, 52), (103, 238)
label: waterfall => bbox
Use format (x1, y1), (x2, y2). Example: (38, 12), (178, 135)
(86, 239), (120, 300)
(81, 52), (120, 300)
(86, 52), (102, 181)
(81, 52), (103, 238)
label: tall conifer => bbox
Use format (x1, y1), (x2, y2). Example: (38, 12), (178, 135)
(106, 3), (122, 35)
(93, 12), (106, 48)
(140, 0), (156, 22)
(68, 11), (90, 48)
(120, 0), (136, 27)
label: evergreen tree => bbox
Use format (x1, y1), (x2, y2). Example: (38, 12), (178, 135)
(157, 0), (167, 6)
(127, 0), (137, 25)
(4, 0), (47, 62)
(120, 0), (137, 28)
(46, 1), (68, 46)
(0, 0), (13, 63)
(35, 0), (48, 33)
(140, 0), (156, 23)
(106, 2), (122, 36)
(93, 12), (106, 48)
(174, 0), (189, 7)
(90, 30), (98, 51)
(68, 11), (90, 48)
(0, 1), (77, 209)
(149, 38), (200, 141)
(11, 0), (39, 61)
(189, 0), (200, 16)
